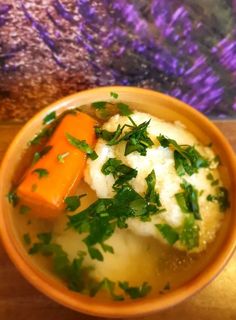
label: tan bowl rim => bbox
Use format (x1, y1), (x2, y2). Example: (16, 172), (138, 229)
(0, 86), (236, 318)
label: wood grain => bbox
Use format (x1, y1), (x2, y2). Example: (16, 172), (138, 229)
(0, 121), (235, 320)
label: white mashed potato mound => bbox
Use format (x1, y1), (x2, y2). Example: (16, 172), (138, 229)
(85, 111), (224, 252)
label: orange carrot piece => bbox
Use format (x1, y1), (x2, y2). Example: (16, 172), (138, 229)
(18, 111), (97, 218)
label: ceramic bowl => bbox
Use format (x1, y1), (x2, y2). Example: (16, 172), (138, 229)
(0, 87), (236, 317)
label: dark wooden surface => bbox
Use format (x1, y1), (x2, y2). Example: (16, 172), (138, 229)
(0, 121), (236, 320)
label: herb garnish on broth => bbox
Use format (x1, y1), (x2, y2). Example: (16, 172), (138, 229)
(64, 194), (86, 212)
(207, 187), (230, 212)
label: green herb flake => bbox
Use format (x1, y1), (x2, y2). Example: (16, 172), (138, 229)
(119, 281), (151, 299)
(179, 214), (199, 250)
(156, 224), (179, 245)
(211, 155), (221, 168)
(23, 233), (31, 245)
(57, 152), (69, 163)
(207, 187), (230, 212)
(101, 158), (137, 189)
(157, 135), (209, 176)
(19, 205), (31, 215)
(145, 170), (161, 206)
(90, 278), (124, 301)
(29, 127), (54, 146)
(43, 111), (56, 125)
(211, 179), (219, 186)
(117, 102), (133, 116)
(199, 190), (204, 196)
(110, 92), (119, 99)
(32, 145), (53, 164)
(175, 180), (201, 220)
(32, 168), (49, 179)
(66, 133), (98, 160)
(68, 185), (163, 261)
(88, 246), (104, 261)
(29, 235), (92, 293)
(7, 191), (19, 207)
(101, 243), (114, 254)
(37, 232), (52, 244)
(64, 194), (86, 211)
(206, 173), (214, 180)
(91, 101), (107, 110)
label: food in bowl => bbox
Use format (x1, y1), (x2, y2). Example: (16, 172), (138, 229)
(7, 92), (230, 302)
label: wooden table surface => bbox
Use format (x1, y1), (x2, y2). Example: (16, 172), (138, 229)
(0, 121), (236, 320)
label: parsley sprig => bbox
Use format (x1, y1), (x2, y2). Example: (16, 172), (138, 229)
(68, 183), (164, 261)
(29, 233), (152, 299)
(96, 117), (154, 156)
(66, 133), (98, 160)
(175, 180), (201, 220)
(207, 187), (230, 212)
(101, 158), (137, 189)
(157, 135), (209, 176)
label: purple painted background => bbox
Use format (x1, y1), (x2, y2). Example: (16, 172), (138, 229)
(0, 0), (236, 121)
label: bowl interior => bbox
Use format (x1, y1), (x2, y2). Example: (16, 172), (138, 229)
(0, 86), (236, 317)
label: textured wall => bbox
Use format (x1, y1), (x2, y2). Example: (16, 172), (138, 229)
(0, 0), (236, 121)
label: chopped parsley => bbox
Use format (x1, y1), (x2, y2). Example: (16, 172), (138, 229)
(145, 170), (161, 207)
(43, 111), (56, 125)
(66, 133), (98, 160)
(96, 117), (153, 156)
(32, 145), (53, 164)
(19, 205), (31, 215)
(23, 233), (31, 245)
(91, 101), (107, 110)
(117, 102), (133, 116)
(211, 179), (219, 186)
(7, 190), (19, 207)
(157, 135), (209, 176)
(101, 158), (137, 189)
(29, 235), (92, 292)
(57, 152), (69, 163)
(175, 180), (201, 220)
(110, 92), (119, 99)
(207, 187), (230, 212)
(210, 155), (221, 168)
(119, 281), (151, 299)
(206, 173), (214, 180)
(90, 278), (124, 300)
(156, 224), (179, 245)
(64, 194), (86, 212)
(29, 234), (150, 299)
(29, 126), (54, 146)
(32, 168), (49, 179)
(68, 184), (163, 261)
(179, 214), (199, 250)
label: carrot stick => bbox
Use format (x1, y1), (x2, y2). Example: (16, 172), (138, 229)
(18, 111), (97, 218)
